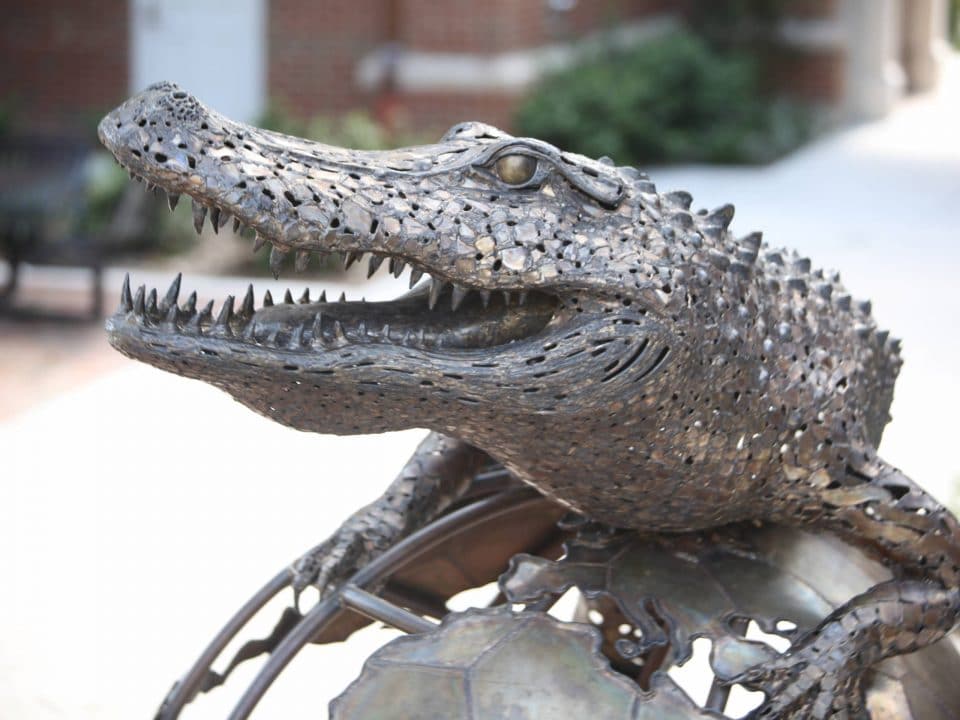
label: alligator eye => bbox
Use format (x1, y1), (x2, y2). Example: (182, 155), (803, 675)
(495, 154), (538, 185)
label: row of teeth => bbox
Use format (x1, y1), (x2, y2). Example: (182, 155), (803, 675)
(127, 168), (515, 312)
(116, 273), (528, 349)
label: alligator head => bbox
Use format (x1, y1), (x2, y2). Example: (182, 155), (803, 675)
(99, 81), (792, 527)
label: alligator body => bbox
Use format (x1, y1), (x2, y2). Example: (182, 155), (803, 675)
(99, 83), (959, 718)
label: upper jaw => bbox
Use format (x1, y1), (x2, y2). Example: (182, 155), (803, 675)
(98, 84), (637, 305)
(99, 87), (495, 290)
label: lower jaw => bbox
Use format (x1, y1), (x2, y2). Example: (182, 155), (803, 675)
(109, 273), (561, 357)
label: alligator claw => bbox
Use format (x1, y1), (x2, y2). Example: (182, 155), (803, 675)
(732, 637), (869, 719)
(291, 531), (369, 603)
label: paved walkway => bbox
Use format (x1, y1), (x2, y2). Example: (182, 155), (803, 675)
(2, 57), (958, 718)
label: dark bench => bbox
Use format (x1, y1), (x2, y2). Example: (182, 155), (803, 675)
(0, 136), (103, 319)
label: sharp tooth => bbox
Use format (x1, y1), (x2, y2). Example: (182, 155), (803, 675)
(389, 257), (406, 278)
(145, 181), (155, 192)
(233, 218), (241, 233)
(269, 245), (288, 278)
(382, 323), (391, 341)
(190, 300), (213, 333)
(299, 288), (310, 304)
(146, 288), (158, 315)
(343, 251), (359, 270)
(161, 273), (181, 312)
(480, 290), (491, 308)
(409, 267), (424, 288)
(182, 291), (197, 314)
(502, 291), (511, 306)
(209, 207), (221, 234)
(311, 312), (323, 338)
(192, 200), (207, 234)
(367, 255), (384, 278)
(213, 296), (234, 332)
(199, 300), (214, 323)
(357, 320), (367, 337)
(167, 193), (180, 212)
(288, 324), (304, 348)
(518, 291), (528, 306)
(240, 284), (255, 317)
(338, 291), (346, 303)
(163, 303), (179, 326)
(128, 170), (136, 180)
(295, 250), (311, 272)
(263, 290), (274, 307)
(319, 290), (327, 303)
(428, 278), (446, 310)
(133, 284), (145, 315)
(253, 232), (267, 253)
(283, 289), (294, 304)
(241, 321), (256, 340)
(334, 320), (346, 342)
(450, 285), (468, 311)
(119, 273), (132, 313)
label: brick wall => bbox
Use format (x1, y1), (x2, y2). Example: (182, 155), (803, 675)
(766, 47), (845, 103)
(0, 0), (857, 138)
(267, 0), (677, 132)
(772, 0), (844, 102)
(0, 0), (128, 135)
(268, 0), (388, 118)
(397, 0), (669, 54)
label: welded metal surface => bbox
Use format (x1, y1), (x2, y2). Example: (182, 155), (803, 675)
(98, 84), (960, 717)
(331, 607), (712, 720)
(503, 522), (960, 718)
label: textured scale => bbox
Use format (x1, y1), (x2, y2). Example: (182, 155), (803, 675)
(98, 83), (958, 719)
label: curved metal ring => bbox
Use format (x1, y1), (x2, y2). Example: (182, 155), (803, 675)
(229, 488), (544, 719)
(155, 487), (546, 720)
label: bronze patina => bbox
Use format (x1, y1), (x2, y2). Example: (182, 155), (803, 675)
(99, 83), (959, 718)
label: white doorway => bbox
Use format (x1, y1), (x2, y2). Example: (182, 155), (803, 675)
(130, 0), (266, 122)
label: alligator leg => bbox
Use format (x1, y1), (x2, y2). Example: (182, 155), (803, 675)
(291, 432), (489, 599)
(737, 456), (960, 719)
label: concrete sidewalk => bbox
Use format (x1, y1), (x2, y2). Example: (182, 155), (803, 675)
(2, 57), (958, 718)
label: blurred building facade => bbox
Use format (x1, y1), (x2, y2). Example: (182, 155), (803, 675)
(1, 0), (952, 136)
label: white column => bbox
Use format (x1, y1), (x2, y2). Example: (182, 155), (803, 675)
(130, 0), (266, 122)
(901, 0), (951, 92)
(839, 0), (907, 121)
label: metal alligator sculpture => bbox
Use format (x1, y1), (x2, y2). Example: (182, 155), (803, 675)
(98, 82), (959, 718)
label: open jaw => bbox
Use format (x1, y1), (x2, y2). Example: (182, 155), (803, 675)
(103, 167), (569, 372)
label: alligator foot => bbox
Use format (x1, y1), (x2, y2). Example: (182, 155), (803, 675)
(290, 433), (487, 602)
(734, 639), (869, 719)
(292, 527), (372, 600)
(734, 577), (959, 719)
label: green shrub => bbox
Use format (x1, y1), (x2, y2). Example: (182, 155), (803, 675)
(258, 103), (428, 150)
(515, 30), (808, 165)
(951, 0), (960, 48)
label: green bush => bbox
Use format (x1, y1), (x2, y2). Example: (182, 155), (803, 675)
(951, 0), (960, 48)
(515, 30), (808, 165)
(258, 103), (428, 150)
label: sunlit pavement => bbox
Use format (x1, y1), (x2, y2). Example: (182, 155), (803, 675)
(2, 57), (958, 719)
